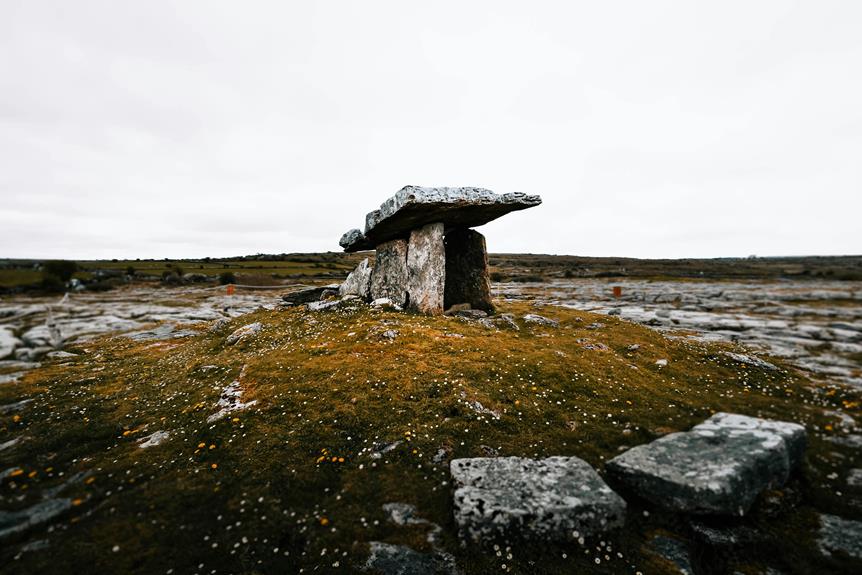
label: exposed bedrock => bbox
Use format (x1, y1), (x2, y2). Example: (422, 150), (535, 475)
(406, 222), (446, 315)
(369, 239), (409, 307)
(444, 228), (493, 313)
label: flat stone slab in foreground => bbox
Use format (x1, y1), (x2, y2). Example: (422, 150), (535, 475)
(340, 186), (541, 251)
(606, 412), (806, 516)
(450, 456), (626, 543)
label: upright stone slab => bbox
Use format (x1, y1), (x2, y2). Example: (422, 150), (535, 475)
(444, 228), (493, 313)
(339, 258), (372, 299)
(370, 239), (409, 307)
(406, 222), (445, 315)
(606, 412), (807, 516)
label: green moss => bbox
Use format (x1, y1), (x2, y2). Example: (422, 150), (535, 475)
(1, 303), (860, 574)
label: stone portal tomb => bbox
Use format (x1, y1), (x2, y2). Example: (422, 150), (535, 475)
(338, 186), (541, 314)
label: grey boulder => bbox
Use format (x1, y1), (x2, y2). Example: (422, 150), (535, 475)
(606, 412), (806, 516)
(339, 258), (373, 299)
(282, 284), (340, 305)
(339, 228), (372, 252)
(341, 186), (541, 252)
(818, 513), (862, 560)
(450, 456), (626, 543)
(364, 542), (459, 575)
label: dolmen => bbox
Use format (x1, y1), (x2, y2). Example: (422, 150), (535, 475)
(337, 186), (541, 315)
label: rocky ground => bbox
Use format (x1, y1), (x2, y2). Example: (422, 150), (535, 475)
(497, 279), (862, 390)
(1, 279), (861, 574)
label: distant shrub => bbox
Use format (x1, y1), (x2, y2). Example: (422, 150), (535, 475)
(219, 271), (236, 285)
(511, 274), (545, 283)
(43, 260), (78, 282)
(40, 275), (65, 293)
(126, 266), (136, 276)
(564, 269), (576, 278)
(490, 272), (506, 282)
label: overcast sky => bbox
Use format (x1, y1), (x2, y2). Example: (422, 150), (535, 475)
(1, 1), (860, 260)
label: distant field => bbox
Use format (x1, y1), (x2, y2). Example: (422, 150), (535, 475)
(0, 253), (369, 291)
(1, 253), (861, 292)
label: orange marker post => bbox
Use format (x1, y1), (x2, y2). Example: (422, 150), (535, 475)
(226, 284), (235, 296)
(612, 286), (622, 298)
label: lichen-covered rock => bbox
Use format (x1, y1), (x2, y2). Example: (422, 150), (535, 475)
(339, 228), (372, 251)
(723, 352), (780, 371)
(450, 456), (626, 543)
(225, 322), (262, 345)
(406, 223), (445, 315)
(817, 513), (862, 559)
(339, 258), (372, 299)
(444, 228), (493, 313)
(364, 542), (459, 575)
(370, 239), (409, 307)
(281, 285), (340, 305)
(523, 313), (558, 327)
(606, 412), (807, 516)
(340, 186), (542, 252)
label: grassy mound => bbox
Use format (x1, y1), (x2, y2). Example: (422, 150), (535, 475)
(1, 301), (860, 574)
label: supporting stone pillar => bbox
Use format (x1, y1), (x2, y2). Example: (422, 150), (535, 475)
(370, 239), (409, 307)
(444, 228), (494, 313)
(406, 222), (445, 315)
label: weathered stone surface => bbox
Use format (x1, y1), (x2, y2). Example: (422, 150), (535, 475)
(281, 285), (340, 305)
(370, 239), (409, 307)
(339, 258), (373, 299)
(606, 412), (806, 516)
(818, 513), (862, 559)
(450, 456), (626, 543)
(523, 313), (558, 327)
(341, 186), (542, 252)
(444, 228), (493, 313)
(364, 542), (459, 575)
(123, 324), (197, 342)
(0, 498), (73, 540)
(406, 223), (445, 315)
(647, 535), (694, 574)
(339, 228), (372, 251)
(226, 322), (262, 345)
(723, 352), (780, 371)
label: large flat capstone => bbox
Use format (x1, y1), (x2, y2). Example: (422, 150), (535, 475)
(450, 456), (626, 543)
(340, 186), (541, 252)
(606, 412), (806, 516)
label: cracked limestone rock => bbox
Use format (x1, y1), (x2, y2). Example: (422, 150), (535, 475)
(450, 456), (626, 543)
(606, 412), (806, 516)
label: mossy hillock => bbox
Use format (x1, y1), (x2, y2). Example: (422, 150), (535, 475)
(1, 299), (860, 574)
